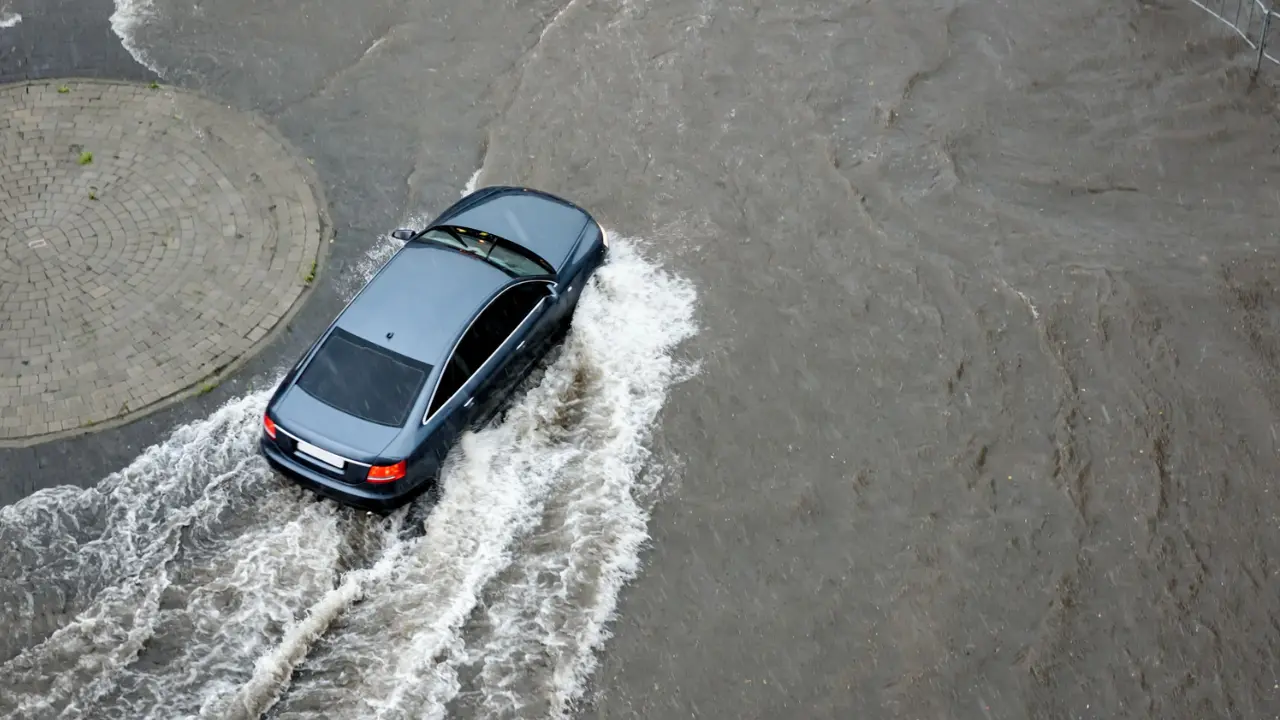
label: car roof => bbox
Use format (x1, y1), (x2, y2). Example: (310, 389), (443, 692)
(333, 242), (511, 365)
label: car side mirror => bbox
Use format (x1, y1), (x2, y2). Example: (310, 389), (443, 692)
(391, 228), (416, 241)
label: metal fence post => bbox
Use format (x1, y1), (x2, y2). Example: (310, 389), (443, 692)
(1189, 0), (1280, 72)
(1259, 8), (1274, 75)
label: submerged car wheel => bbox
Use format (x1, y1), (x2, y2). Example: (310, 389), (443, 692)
(397, 485), (443, 540)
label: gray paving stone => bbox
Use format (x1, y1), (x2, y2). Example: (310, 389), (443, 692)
(0, 80), (324, 443)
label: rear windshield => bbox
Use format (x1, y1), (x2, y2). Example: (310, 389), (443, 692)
(295, 328), (432, 427)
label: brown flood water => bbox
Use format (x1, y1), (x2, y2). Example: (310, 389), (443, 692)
(2, 0), (1280, 717)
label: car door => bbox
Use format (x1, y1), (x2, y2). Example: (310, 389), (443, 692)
(438, 280), (547, 429)
(421, 354), (475, 467)
(421, 303), (511, 458)
(498, 284), (557, 391)
(463, 352), (508, 430)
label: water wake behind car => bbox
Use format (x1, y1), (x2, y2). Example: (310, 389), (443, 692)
(0, 232), (697, 720)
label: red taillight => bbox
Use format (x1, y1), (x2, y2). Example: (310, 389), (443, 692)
(263, 414), (277, 439)
(367, 460), (406, 483)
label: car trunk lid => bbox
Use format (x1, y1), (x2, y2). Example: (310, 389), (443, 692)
(268, 325), (434, 475)
(271, 385), (403, 467)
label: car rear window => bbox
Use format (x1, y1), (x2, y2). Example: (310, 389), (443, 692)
(295, 328), (432, 427)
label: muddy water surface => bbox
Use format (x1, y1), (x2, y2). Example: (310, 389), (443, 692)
(3, 0), (1280, 717)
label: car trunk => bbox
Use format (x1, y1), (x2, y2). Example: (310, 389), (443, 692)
(271, 385), (404, 466)
(267, 326), (432, 481)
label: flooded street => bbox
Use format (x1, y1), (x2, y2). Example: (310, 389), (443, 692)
(1, 235), (698, 719)
(3, 0), (1280, 717)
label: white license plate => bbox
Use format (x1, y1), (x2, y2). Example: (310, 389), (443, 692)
(296, 440), (345, 470)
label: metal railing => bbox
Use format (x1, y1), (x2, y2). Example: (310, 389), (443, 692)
(1187, 0), (1280, 72)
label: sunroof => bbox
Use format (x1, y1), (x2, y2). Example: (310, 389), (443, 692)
(295, 328), (432, 427)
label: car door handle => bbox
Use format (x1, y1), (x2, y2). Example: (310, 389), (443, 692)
(517, 340), (526, 350)
(464, 397), (475, 408)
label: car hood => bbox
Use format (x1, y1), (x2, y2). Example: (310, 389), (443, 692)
(270, 384), (405, 463)
(441, 190), (590, 271)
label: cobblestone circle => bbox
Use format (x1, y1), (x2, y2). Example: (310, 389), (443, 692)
(0, 80), (327, 444)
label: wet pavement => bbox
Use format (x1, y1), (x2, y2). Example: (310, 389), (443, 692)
(3, 0), (1280, 717)
(0, 79), (327, 445)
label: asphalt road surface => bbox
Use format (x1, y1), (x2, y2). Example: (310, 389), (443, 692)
(4, 0), (1280, 718)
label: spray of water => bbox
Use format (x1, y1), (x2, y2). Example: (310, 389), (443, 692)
(456, 239), (701, 719)
(0, 228), (698, 719)
(0, 391), (311, 718)
(463, 169), (483, 196)
(109, 0), (159, 75)
(239, 235), (698, 719)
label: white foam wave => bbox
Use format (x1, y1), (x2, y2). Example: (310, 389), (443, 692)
(109, 0), (160, 75)
(536, 0), (585, 52)
(210, 521), (413, 720)
(461, 241), (699, 717)
(463, 168), (483, 196)
(340, 231), (406, 299)
(0, 12), (21, 29)
(0, 390), (276, 718)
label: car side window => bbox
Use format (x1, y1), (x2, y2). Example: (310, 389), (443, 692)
(426, 282), (552, 420)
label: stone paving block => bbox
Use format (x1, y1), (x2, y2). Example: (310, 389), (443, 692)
(0, 80), (326, 444)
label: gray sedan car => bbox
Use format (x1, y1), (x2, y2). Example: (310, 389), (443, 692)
(259, 186), (609, 510)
